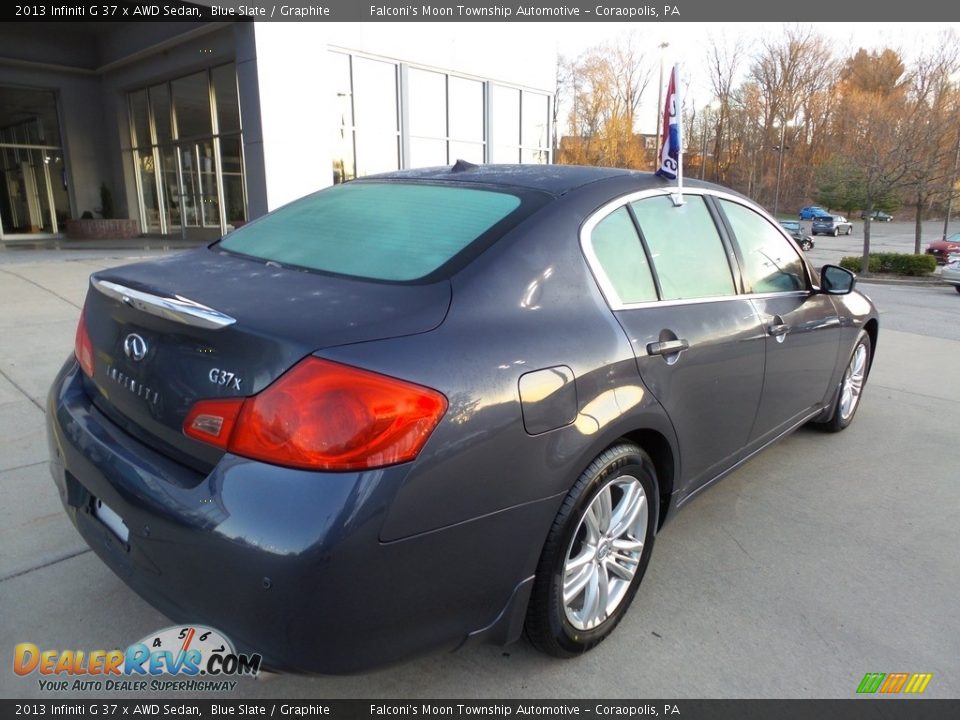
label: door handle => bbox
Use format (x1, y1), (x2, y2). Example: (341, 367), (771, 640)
(768, 315), (790, 339)
(646, 339), (690, 356)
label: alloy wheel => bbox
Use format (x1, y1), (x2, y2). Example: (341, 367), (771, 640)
(562, 475), (648, 631)
(839, 342), (868, 421)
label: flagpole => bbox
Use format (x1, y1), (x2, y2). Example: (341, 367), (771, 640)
(671, 63), (685, 207)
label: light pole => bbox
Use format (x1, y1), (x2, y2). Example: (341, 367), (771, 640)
(772, 123), (790, 218)
(654, 41), (669, 168)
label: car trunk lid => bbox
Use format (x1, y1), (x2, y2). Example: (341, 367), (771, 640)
(81, 247), (451, 470)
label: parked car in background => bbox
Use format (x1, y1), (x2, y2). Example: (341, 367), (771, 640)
(812, 215), (854, 236)
(779, 220), (815, 250)
(941, 258), (960, 293)
(47, 166), (878, 672)
(799, 205), (831, 220)
(925, 233), (960, 264)
(861, 210), (893, 222)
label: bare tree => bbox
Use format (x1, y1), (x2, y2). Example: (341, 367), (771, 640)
(557, 36), (654, 169)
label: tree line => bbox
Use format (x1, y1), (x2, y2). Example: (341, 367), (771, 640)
(555, 27), (960, 270)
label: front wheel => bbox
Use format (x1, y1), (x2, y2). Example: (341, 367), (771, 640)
(817, 330), (872, 432)
(833, 227), (840, 237)
(525, 443), (658, 657)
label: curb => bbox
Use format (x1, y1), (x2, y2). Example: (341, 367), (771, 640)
(856, 276), (947, 288)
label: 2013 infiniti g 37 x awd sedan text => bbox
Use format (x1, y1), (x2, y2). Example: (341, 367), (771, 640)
(48, 164), (878, 673)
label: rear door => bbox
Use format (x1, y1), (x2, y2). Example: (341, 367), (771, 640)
(583, 192), (766, 498)
(714, 197), (841, 451)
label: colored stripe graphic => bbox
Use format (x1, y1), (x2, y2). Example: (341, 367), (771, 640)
(857, 672), (932, 694)
(879, 673), (909, 693)
(857, 673), (885, 693)
(903, 673), (933, 694)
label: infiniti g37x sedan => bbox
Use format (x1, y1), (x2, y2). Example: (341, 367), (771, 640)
(48, 165), (878, 673)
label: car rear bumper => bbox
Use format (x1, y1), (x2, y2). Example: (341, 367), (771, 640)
(46, 360), (553, 673)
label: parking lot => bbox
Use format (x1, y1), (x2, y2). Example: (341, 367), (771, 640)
(1, 221), (958, 699)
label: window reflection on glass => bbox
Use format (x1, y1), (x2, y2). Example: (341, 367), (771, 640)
(352, 57), (399, 176)
(159, 146), (181, 231)
(409, 137), (447, 167)
(408, 68), (446, 139)
(448, 77), (483, 143)
(137, 149), (161, 232)
(0, 87), (61, 147)
(129, 90), (151, 147)
(219, 136), (246, 227)
(355, 131), (399, 176)
(491, 85), (520, 153)
(212, 64), (240, 133)
(522, 92), (549, 150)
(449, 141), (484, 164)
(150, 84), (171, 144)
(331, 53), (355, 184)
(171, 72), (211, 139)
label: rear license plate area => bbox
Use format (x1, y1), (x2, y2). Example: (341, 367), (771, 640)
(92, 496), (130, 544)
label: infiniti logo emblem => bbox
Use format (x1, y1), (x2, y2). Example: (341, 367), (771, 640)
(123, 333), (148, 362)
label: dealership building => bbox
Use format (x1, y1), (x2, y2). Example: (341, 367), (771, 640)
(0, 22), (556, 242)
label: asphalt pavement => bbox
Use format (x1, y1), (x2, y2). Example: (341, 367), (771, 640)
(1, 224), (957, 699)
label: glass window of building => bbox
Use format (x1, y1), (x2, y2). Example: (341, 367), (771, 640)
(0, 86), (69, 238)
(127, 63), (245, 238)
(408, 68), (448, 168)
(351, 56), (400, 177)
(448, 76), (484, 163)
(491, 85), (520, 163)
(521, 91), (550, 164)
(331, 52), (355, 185)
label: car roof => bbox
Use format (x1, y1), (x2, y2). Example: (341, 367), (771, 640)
(363, 163), (704, 197)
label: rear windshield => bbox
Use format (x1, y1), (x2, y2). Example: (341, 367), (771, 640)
(218, 181), (529, 282)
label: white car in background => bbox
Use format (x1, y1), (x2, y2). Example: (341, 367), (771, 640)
(942, 257), (960, 294)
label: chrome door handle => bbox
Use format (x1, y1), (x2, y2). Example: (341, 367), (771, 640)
(768, 323), (789, 337)
(646, 339), (690, 356)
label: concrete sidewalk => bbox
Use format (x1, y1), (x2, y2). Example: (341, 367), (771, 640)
(1, 252), (958, 699)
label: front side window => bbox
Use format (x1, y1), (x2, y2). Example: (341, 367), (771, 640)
(630, 195), (735, 301)
(219, 182), (527, 282)
(588, 207), (658, 305)
(719, 199), (806, 293)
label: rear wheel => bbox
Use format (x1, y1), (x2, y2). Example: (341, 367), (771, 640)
(833, 227), (840, 237)
(817, 330), (872, 433)
(846, 226), (853, 235)
(526, 443), (657, 657)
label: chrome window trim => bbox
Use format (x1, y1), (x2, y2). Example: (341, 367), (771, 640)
(92, 279), (236, 330)
(580, 186), (812, 312)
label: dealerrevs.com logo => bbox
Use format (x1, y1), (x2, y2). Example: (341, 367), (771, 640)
(14, 625), (262, 692)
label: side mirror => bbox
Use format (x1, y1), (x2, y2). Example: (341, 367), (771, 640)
(820, 264), (856, 295)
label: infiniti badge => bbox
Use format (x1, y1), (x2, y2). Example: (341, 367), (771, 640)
(123, 333), (148, 362)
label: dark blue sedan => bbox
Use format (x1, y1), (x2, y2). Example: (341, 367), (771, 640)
(48, 165), (878, 672)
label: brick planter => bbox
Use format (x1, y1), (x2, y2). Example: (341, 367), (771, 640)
(65, 218), (141, 240)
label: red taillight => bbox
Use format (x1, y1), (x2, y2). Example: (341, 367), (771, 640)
(74, 310), (95, 378)
(183, 358), (447, 471)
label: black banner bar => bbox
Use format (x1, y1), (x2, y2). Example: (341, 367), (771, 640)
(3, 0), (959, 22)
(3, 700), (960, 720)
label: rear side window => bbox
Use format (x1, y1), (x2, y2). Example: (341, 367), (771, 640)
(630, 195), (736, 300)
(719, 199), (805, 293)
(588, 207), (658, 305)
(219, 182), (524, 282)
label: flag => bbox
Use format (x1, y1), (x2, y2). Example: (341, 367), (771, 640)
(656, 64), (682, 181)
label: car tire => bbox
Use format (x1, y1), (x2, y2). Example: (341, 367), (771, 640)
(833, 228), (839, 237)
(846, 226), (853, 235)
(816, 330), (872, 433)
(525, 442), (658, 658)
(954, 286), (960, 294)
